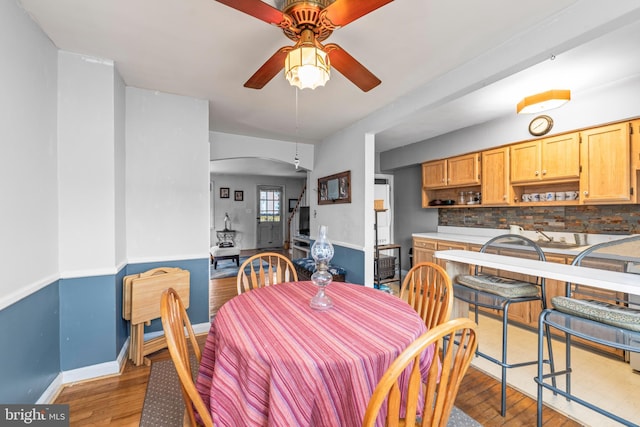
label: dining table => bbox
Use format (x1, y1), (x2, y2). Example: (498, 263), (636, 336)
(195, 280), (434, 427)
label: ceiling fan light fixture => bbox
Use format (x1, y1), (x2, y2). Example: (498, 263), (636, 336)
(285, 45), (330, 90)
(516, 89), (571, 114)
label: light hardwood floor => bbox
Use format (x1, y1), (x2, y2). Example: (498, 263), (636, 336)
(52, 333), (579, 426)
(55, 247), (580, 426)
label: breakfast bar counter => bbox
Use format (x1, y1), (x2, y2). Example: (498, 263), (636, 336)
(435, 250), (640, 296)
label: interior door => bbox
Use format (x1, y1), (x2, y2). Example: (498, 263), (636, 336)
(256, 185), (284, 249)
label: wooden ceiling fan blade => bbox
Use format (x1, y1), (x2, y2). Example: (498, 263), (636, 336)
(322, 0), (393, 27)
(325, 44), (381, 92)
(215, 0), (286, 26)
(244, 47), (291, 89)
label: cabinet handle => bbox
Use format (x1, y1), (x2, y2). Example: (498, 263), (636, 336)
(503, 195), (507, 200)
(542, 169), (547, 175)
(534, 170), (539, 176)
(583, 191), (589, 196)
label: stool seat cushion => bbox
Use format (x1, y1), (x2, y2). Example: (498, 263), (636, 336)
(552, 296), (640, 332)
(455, 274), (539, 298)
(292, 257), (347, 277)
(210, 245), (240, 257)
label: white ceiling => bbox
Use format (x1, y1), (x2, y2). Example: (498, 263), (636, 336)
(19, 0), (640, 177)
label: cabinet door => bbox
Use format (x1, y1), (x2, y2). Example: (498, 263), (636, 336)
(510, 140), (541, 183)
(498, 248), (542, 325)
(539, 254), (567, 316)
(541, 132), (580, 181)
(481, 147), (510, 205)
(632, 119), (640, 170)
(413, 238), (436, 264)
(448, 153), (480, 186)
(422, 160), (447, 188)
(435, 241), (467, 269)
(580, 122), (632, 203)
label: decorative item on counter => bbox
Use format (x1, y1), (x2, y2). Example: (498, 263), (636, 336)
(531, 193), (540, 202)
(522, 193), (531, 202)
(545, 191), (555, 201)
(574, 233), (588, 246)
(509, 225), (524, 235)
(565, 190), (579, 200)
(555, 192), (566, 201)
(223, 212), (231, 231)
(458, 191), (466, 205)
(310, 225), (335, 310)
(465, 191), (481, 205)
(429, 199), (456, 206)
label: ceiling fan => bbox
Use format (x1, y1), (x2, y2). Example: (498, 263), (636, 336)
(215, 0), (393, 92)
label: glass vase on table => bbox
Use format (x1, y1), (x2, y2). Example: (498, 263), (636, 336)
(310, 225), (335, 310)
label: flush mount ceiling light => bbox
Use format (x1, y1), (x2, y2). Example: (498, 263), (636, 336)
(285, 29), (330, 90)
(516, 89), (571, 114)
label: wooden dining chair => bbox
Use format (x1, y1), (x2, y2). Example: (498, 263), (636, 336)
(237, 252), (298, 294)
(160, 288), (213, 427)
(363, 318), (478, 427)
(400, 262), (453, 329)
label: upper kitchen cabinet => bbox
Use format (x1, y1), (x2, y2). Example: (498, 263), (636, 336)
(510, 132), (580, 184)
(422, 160), (447, 188)
(580, 122), (635, 204)
(422, 153), (480, 189)
(632, 119), (640, 170)
(481, 147), (512, 205)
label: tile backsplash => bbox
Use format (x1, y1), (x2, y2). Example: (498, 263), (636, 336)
(439, 204), (640, 235)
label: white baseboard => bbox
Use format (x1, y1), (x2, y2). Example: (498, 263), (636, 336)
(37, 373), (63, 404)
(37, 321), (211, 404)
(61, 337), (130, 384)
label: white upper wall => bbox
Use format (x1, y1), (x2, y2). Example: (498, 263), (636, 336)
(210, 131), (314, 170)
(381, 75), (640, 170)
(57, 51), (119, 276)
(0, 0), (58, 310)
(126, 88), (210, 262)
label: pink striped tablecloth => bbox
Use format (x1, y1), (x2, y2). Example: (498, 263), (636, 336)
(196, 281), (433, 427)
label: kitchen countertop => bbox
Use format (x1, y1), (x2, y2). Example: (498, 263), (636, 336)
(435, 250), (640, 295)
(413, 226), (632, 256)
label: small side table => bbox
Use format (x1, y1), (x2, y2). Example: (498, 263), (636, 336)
(216, 229), (236, 246)
(211, 229), (239, 268)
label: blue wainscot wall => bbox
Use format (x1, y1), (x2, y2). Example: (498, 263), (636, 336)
(324, 243), (365, 285)
(0, 257), (209, 403)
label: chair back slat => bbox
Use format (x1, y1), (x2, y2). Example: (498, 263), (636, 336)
(363, 318), (478, 427)
(237, 252), (298, 294)
(160, 288), (212, 427)
(400, 262), (453, 329)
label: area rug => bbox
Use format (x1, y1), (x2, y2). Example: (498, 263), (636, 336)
(140, 358), (482, 427)
(209, 256), (250, 279)
(139, 357), (197, 427)
(210, 256), (269, 280)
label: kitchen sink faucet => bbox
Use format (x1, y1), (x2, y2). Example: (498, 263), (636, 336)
(537, 230), (554, 242)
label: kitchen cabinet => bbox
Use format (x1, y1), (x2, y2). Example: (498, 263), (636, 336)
(422, 152), (480, 189)
(632, 119), (640, 170)
(510, 132), (580, 184)
(481, 146), (511, 205)
(580, 122), (634, 204)
(412, 237), (468, 269)
(413, 237), (436, 264)
(422, 160), (447, 189)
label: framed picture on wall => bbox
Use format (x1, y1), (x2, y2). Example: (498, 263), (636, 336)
(220, 187), (230, 198)
(318, 170), (351, 205)
(235, 190), (244, 201)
